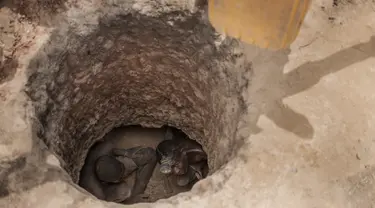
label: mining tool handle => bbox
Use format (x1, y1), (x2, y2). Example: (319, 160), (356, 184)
(208, 0), (312, 49)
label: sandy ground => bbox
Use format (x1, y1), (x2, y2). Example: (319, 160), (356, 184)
(1, 1), (375, 208)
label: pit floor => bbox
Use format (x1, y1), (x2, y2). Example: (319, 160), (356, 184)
(103, 126), (192, 203)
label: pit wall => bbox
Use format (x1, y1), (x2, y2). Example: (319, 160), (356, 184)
(1, 0), (375, 208)
(25, 10), (251, 183)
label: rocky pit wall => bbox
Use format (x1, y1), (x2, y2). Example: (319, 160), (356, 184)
(1, 0), (375, 207)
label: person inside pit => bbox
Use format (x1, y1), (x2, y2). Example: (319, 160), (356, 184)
(156, 127), (208, 187)
(79, 141), (157, 203)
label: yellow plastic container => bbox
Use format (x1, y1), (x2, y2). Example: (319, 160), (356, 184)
(208, 0), (312, 49)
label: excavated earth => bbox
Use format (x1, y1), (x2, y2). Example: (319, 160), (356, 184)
(1, 0), (375, 207)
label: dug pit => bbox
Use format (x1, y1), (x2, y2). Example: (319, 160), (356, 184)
(24, 10), (252, 204)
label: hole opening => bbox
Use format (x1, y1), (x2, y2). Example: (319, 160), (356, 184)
(25, 10), (250, 205)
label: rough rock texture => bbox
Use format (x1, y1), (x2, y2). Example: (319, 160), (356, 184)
(0, 0), (251, 206)
(1, 0), (375, 207)
(24, 10), (249, 183)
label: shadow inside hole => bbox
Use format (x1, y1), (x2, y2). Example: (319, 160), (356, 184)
(78, 125), (209, 204)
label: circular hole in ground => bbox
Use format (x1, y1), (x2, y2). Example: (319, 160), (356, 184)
(25, 10), (250, 205)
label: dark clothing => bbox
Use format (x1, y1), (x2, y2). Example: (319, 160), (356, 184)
(157, 137), (207, 174)
(156, 128), (208, 186)
(95, 155), (126, 183)
(79, 141), (156, 203)
(112, 147), (157, 196)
